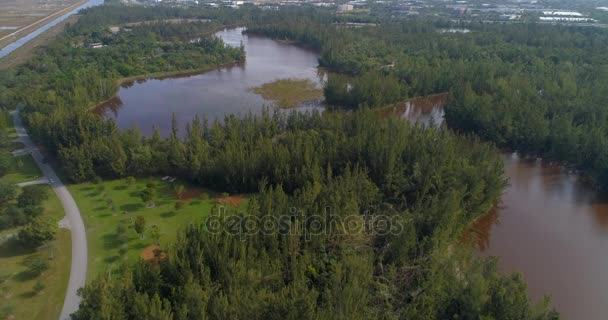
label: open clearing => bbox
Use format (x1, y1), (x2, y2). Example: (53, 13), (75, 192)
(69, 178), (248, 277)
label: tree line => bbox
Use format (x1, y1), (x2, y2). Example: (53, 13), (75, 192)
(247, 8), (608, 189)
(72, 109), (558, 319)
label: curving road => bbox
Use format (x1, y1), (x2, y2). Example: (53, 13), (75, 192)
(11, 108), (87, 320)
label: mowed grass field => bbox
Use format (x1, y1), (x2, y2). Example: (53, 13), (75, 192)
(0, 188), (71, 320)
(69, 178), (247, 277)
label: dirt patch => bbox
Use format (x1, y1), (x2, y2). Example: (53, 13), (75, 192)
(179, 189), (202, 201)
(215, 194), (244, 207)
(140, 244), (167, 263)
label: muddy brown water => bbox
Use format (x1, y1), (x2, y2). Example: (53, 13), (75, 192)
(95, 27), (323, 136)
(95, 27), (607, 318)
(394, 96), (608, 320)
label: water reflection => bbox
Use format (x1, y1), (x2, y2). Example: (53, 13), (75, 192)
(95, 28), (323, 137)
(400, 94), (608, 319)
(461, 154), (608, 320)
(378, 93), (448, 127)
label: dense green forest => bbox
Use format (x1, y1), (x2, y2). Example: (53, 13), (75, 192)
(247, 9), (608, 189)
(0, 4), (578, 318)
(72, 109), (559, 319)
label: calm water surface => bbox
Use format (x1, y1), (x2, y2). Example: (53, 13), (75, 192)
(97, 27), (323, 136)
(400, 97), (608, 320)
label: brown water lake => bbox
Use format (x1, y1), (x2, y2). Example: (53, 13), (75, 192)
(395, 96), (608, 320)
(95, 27), (323, 136)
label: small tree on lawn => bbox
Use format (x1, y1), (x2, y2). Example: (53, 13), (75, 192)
(116, 223), (128, 244)
(149, 225), (162, 245)
(33, 280), (45, 294)
(97, 182), (106, 194)
(0, 303), (13, 319)
(140, 187), (157, 208)
(25, 256), (49, 277)
(119, 244), (128, 257)
(174, 184), (184, 200)
(126, 176), (136, 187)
(134, 216), (146, 239)
(18, 216), (57, 248)
(174, 201), (185, 212)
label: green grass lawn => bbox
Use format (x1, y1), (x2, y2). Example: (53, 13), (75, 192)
(0, 187), (71, 320)
(252, 78), (323, 108)
(0, 155), (42, 185)
(69, 177), (244, 277)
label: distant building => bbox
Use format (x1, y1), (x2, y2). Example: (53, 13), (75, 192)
(337, 4), (353, 12)
(89, 43), (104, 48)
(542, 10), (583, 17)
(500, 14), (520, 20)
(539, 17), (595, 22)
(109, 26), (120, 34)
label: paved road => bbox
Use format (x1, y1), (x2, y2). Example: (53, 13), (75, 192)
(16, 179), (49, 187)
(11, 148), (34, 157)
(11, 109), (87, 320)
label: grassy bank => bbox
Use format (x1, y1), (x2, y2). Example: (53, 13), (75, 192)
(69, 177), (247, 277)
(252, 78), (323, 108)
(0, 187), (71, 320)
